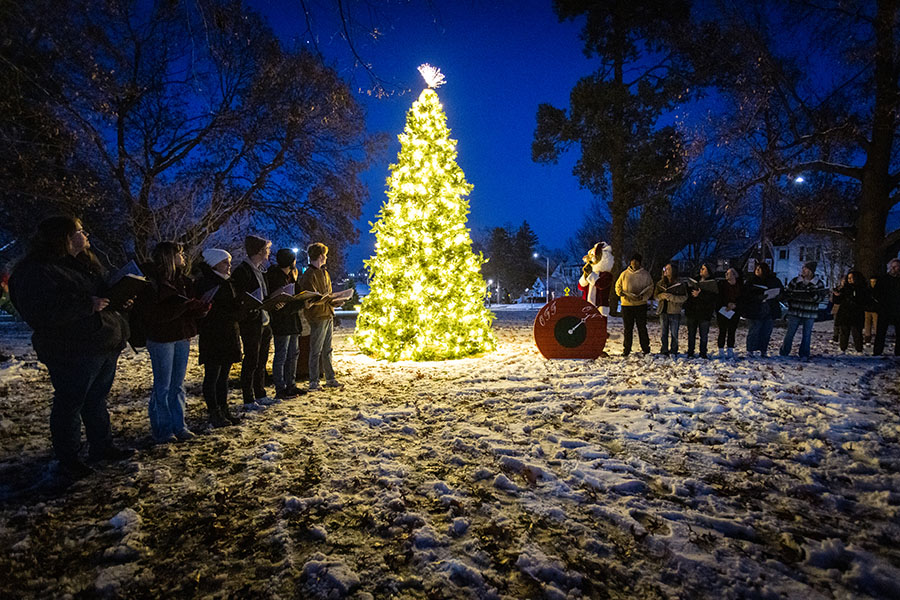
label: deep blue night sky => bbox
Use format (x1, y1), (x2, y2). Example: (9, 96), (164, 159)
(252, 0), (599, 270)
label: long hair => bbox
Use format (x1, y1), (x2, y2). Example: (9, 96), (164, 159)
(26, 215), (102, 271)
(151, 241), (184, 282)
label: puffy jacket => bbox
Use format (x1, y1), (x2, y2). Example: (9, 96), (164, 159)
(9, 254), (129, 361)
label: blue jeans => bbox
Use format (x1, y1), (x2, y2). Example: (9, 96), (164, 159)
(308, 318), (335, 386)
(272, 333), (299, 391)
(685, 317), (710, 356)
(660, 313), (681, 354)
(746, 318), (774, 355)
(780, 315), (816, 358)
(44, 351), (119, 465)
(146, 339), (190, 439)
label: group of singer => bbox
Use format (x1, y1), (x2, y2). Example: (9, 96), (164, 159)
(6, 216), (343, 479)
(613, 253), (900, 360)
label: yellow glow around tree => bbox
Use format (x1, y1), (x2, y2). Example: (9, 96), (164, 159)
(353, 87), (496, 361)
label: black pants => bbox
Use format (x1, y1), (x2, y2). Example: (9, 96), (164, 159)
(716, 313), (739, 348)
(621, 305), (650, 354)
(686, 317), (710, 357)
(838, 324), (863, 352)
(239, 321), (272, 402)
(203, 362), (232, 414)
(873, 313), (900, 356)
(43, 351), (119, 465)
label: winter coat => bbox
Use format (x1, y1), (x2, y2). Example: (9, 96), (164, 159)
(654, 277), (688, 316)
(231, 259), (268, 326)
(873, 273), (900, 318)
(138, 268), (203, 343)
(614, 266), (654, 306)
(266, 266), (303, 336)
(740, 273), (783, 320)
(783, 275), (826, 320)
(195, 263), (242, 365)
(8, 254), (129, 361)
(298, 264), (334, 322)
(717, 279), (742, 311)
(683, 280), (718, 321)
(832, 282), (869, 328)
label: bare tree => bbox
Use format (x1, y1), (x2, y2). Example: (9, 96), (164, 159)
(1, 0), (379, 261)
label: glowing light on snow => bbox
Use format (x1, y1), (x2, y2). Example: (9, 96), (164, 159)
(417, 63), (446, 89)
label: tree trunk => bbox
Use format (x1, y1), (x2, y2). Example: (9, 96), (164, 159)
(856, 0), (898, 278)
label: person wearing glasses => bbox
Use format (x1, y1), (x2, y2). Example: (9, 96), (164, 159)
(9, 216), (133, 479)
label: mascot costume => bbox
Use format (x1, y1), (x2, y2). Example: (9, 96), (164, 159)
(578, 241), (613, 343)
(532, 241), (613, 359)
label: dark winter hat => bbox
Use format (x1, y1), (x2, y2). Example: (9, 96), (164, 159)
(630, 253), (643, 264)
(276, 248), (297, 268)
(803, 261), (818, 273)
(244, 235), (269, 257)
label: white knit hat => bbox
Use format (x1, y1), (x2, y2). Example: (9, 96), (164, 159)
(202, 248), (231, 267)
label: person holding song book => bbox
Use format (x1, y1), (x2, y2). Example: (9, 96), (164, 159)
(231, 235), (275, 409)
(683, 263), (717, 359)
(266, 248), (307, 400)
(298, 242), (345, 391)
(195, 249), (243, 428)
(9, 216), (133, 479)
(138, 241), (210, 443)
(715, 268), (742, 358)
(654, 263), (687, 357)
(741, 262), (783, 358)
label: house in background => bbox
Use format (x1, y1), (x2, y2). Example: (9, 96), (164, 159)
(771, 231), (853, 289)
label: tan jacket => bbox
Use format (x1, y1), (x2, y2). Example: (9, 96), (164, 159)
(615, 266), (654, 306)
(298, 265), (333, 322)
(654, 277), (688, 315)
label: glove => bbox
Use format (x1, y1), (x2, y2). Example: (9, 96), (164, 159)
(582, 263), (593, 277)
(600, 306), (610, 317)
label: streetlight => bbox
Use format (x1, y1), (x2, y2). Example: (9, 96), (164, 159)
(533, 252), (550, 304)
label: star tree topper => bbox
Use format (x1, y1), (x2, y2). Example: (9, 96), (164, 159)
(417, 63), (446, 88)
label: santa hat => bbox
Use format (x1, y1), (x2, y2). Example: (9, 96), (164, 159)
(202, 248), (231, 267)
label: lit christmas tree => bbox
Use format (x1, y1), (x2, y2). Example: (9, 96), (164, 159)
(353, 65), (496, 361)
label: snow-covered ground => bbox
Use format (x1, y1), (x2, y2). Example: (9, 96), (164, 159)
(1, 312), (899, 599)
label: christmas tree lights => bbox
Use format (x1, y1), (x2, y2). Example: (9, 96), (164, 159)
(353, 66), (496, 361)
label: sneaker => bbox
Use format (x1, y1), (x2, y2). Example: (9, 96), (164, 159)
(174, 429), (196, 441)
(87, 444), (134, 462)
(243, 401), (265, 411)
(275, 388), (297, 400)
(286, 386), (307, 396)
(59, 459), (95, 480)
(155, 434), (178, 444)
(256, 396), (278, 405)
(309, 383), (321, 392)
(324, 380), (343, 389)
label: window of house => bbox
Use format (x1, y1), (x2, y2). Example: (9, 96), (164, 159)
(779, 249), (788, 260)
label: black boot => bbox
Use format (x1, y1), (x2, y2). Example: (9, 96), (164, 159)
(209, 407), (230, 428)
(220, 402), (241, 425)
